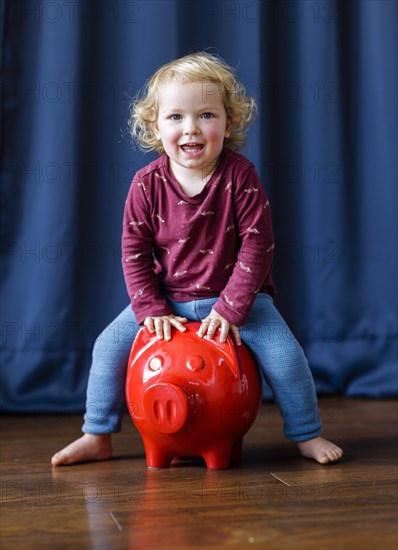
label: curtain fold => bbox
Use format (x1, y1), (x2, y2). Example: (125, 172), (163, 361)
(1, 0), (397, 412)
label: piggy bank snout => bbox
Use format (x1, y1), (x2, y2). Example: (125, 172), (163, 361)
(143, 383), (188, 434)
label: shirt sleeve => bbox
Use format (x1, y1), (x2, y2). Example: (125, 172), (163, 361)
(212, 165), (275, 326)
(122, 176), (172, 324)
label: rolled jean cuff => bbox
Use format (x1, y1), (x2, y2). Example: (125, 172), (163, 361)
(283, 422), (323, 442)
(82, 408), (123, 434)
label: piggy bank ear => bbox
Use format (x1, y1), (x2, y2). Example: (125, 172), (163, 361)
(128, 326), (156, 368)
(214, 336), (240, 380)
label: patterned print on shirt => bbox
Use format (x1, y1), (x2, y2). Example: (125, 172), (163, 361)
(174, 270), (188, 277)
(125, 253), (142, 262)
(200, 210), (215, 216)
(267, 243), (275, 253)
(196, 283), (211, 290)
(239, 261), (252, 273)
(244, 187), (258, 194)
(224, 295), (234, 306)
(154, 172), (167, 182)
(200, 249), (214, 255)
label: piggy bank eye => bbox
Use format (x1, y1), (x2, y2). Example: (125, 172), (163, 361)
(186, 355), (205, 372)
(149, 355), (164, 371)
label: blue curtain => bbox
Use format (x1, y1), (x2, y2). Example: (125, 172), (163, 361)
(1, 0), (397, 412)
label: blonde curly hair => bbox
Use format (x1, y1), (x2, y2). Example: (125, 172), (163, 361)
(130, 52), (256, 153)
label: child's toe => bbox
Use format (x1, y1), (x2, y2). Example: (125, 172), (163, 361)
(317, 453), (330, 464)
(51, 452), (67, 466)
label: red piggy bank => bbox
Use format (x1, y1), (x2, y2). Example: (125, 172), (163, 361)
(125, 322), (261, 469)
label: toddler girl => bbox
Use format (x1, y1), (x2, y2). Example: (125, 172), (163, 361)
(52, 52), (343, 466)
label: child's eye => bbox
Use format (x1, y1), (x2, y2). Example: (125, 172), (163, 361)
(170, 114), (182, 121)
(201, 112), (214, 119)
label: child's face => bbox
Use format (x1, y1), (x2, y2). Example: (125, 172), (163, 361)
(153, 81), (232, 178)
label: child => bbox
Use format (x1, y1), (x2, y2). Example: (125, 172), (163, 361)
(52, 52), (343, 466)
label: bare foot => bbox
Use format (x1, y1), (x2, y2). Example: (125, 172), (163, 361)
(51, 433), (113, 466)
(298, 436), (343, 464)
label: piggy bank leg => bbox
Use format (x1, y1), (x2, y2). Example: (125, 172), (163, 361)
(144, 442), (174, 468)
(202, 440), (235, 470)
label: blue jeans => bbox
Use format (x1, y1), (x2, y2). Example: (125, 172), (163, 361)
(83, 294), (322, 441)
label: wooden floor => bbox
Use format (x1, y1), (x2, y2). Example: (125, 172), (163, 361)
(1, 397), (397, 550)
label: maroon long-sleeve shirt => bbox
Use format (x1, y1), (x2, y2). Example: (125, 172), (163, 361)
(122, 148), (275, 326)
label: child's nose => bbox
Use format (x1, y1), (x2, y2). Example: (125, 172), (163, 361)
(183, 118), (200, 135)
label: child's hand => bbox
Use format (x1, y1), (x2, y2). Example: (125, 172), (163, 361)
(197, 309), (241, 345)
(144, 315), (188, 341)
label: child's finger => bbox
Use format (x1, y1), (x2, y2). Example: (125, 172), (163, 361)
(219, 322), (229, 343)
(163, 319), (172, 341)
(205, 319), (219, 340)
(175, 316), (188, 323)
(230, 325), (241, 346)
(171, 317), (188, 332)
(197, 320), (210, 337)
(154, 317), (164, 339)
(144, 317), (155, 333)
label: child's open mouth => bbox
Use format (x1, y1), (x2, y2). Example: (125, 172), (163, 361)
(180, 143), (204, 154)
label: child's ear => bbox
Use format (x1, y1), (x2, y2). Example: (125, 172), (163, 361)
(224, 119), (232, 138)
